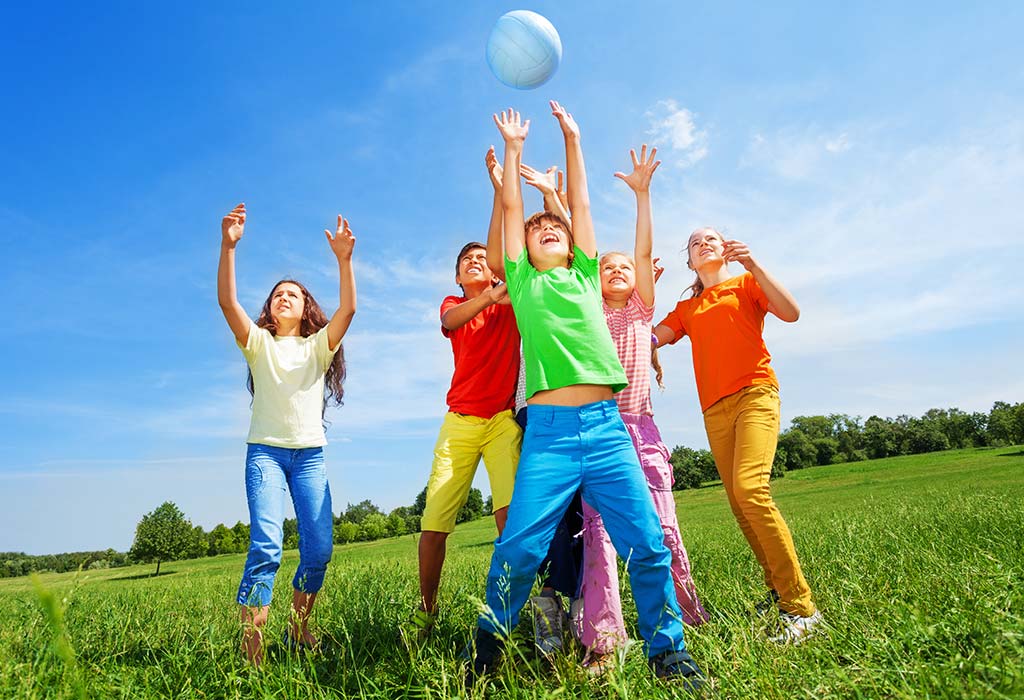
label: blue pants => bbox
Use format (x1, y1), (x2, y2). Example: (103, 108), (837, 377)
(478, 400), (688, 657)
(236, 444), (334, 607)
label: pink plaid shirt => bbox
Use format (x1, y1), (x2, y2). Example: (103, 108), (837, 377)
(603, 290), (654, 416)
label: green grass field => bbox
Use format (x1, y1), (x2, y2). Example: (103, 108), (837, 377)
(3, 447), (1022, 699)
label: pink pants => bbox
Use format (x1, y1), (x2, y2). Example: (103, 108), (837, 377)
(574, 413), (708, 653)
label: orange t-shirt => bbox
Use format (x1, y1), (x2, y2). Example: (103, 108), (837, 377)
(658, 272), (778, 412)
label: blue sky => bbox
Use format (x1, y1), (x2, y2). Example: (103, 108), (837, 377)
(2, 2), (1022, 554)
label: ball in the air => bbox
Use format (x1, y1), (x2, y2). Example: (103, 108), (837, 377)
(486, 10), (562, 90)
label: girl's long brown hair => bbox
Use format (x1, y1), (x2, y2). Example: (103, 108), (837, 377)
(247, 279), (346, 412)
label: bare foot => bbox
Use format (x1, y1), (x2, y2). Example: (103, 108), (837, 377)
(241, 625), (264, 667)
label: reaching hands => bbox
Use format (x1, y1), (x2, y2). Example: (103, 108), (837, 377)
(485, 145), (503, 192)
(325, 215), (356, 261)
(653, 257), (664, 283)
(722, 240), (756, 271)
(222, 203), (246, 247)
(614, 145), (661, 193)
(493, 108), (530, 145)
(520, 163), (558, 196)
(549, 100), (580, 140)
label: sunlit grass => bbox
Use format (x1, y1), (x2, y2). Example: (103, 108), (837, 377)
(2, 447), (1022, 698)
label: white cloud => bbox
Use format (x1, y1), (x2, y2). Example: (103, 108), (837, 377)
(632, 116), (1024, 445)
(742, 126), (855, 179)
(384, 44), (475, 93)
(645, 100), (709, 167)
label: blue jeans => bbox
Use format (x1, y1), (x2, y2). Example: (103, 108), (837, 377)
(478, 400), (688, 657)
(236, 444), (334, 607)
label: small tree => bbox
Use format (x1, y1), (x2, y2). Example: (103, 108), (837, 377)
(129, 502), (194, 576)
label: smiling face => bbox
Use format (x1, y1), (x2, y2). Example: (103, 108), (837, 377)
(600, 253), (636, 300)
(270, 282), (305, 325)
(454, 244), (493, 292)
(525, 213), (572, 269)
(687, 228), (726, 272)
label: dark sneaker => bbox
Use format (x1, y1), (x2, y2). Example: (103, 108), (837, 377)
(649, 649), (705, 690)
(464, 628), (503, 687)
(530, 595), (565, 655)
(753, 589), (781, 616)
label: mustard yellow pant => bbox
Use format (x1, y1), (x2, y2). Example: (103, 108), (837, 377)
(703, 384), (816, 616)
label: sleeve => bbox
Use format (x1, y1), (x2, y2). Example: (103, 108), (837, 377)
(503, 248), (529, 301)
(314, 325), (339, 371)
(571, 245), (598, 279)
(439, 296), (463, 338)
(656, 302), (688, 344)
(743, 272), (770, 314)
(237, 324), (265, 363)
(629, 289), (655, 322)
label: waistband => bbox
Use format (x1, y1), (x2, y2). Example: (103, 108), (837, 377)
(527, 399), (620, 423)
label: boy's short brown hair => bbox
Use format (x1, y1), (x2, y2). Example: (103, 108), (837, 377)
(523, 211), (574, 265)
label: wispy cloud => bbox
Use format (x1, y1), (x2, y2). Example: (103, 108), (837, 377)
(741, 125), (855, 179)
(384, 44), (475, 93)
(645, 100), (709, 167)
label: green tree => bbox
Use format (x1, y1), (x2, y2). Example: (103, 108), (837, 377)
(457, 488), (485, 524)
(778, 428), (817, 470)
(344, 499), (382, 525)
(208, 523), (237, 556)
(359, 513), (389, 541)
(129, 502), (195, 576)
(334, 521), (359, 544)
(386, 511), (408, 537)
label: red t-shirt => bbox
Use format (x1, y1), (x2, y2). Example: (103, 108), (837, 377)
(440, 296), (521, 418)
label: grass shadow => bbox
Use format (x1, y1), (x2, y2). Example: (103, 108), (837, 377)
(108, 570), (177, 582)
(997, 449), (1024, 457)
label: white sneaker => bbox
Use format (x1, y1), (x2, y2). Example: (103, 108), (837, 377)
(530, 595), (564, 655)
(769, 610), (825, 645)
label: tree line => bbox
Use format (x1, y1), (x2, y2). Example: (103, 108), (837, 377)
(670, 401), (1024, 489)
(1, 485), (489, 579)
(6, 401), (1020, 578)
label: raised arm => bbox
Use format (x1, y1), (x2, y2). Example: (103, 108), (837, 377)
(323, 215), (358, 350)
(550, 100), (595, 257)
(441, 284), (510, 331)
(218, 203), (252, 345)
(521, 163), (571, 226)
(493, 109), (529, 261)
(722, 240), (800, 322)
(484, 145), (505, 281)
(614, 144), (661, 307)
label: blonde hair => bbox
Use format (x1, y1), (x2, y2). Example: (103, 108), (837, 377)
(600, 251), (666, 388)
(685, 227), (725, 298)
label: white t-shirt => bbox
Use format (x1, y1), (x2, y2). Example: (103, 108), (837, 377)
(238, 325), (339, 448)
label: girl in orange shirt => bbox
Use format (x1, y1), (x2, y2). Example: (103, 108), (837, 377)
(654, 228), (824, 644)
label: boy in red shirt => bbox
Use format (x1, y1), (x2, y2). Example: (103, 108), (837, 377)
(403, 242), (522, 641)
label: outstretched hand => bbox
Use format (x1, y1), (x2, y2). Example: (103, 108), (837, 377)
(653, 257), (665, 283)
(722, 240), (756, 271)
(222, 203), (246, 246)
(325, 215), (356, 260)
(520, 163), (559, 195)
(485, 145), (503, 191)
(493, 108), (530, 145)
(614, 145), (661, 193)
(549, 100), (580, 140)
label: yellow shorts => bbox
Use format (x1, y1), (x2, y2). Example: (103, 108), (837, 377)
(420, 410), (522, 533)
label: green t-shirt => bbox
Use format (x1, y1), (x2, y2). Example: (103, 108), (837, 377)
(505, 246), (627, 398)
